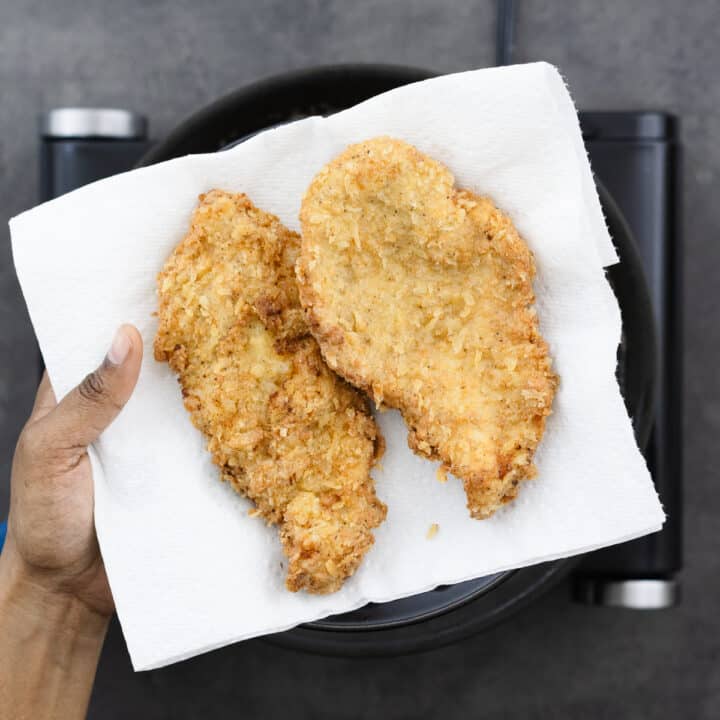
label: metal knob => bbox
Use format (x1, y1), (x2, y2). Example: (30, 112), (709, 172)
(39, 108), (147, 140)
(574, 578), (679, 609)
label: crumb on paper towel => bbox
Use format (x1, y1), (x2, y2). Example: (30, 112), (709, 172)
(426, 523), (439, 539)
(248, 508), (261, 518)
(436, 466), (448, 484)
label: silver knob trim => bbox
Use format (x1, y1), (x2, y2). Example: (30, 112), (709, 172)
(574, 578), (679, 609)
(39, 108), (147, 139)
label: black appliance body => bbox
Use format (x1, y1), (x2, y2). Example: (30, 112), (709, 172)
(36, 64), (681, 657)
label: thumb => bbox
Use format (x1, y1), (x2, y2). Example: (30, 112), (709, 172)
(47, 324), (143, 449)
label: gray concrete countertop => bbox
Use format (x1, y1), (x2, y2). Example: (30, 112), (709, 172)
(1, 1), (717, 718)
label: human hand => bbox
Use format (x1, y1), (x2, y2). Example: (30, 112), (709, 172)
(0, 324), (142, 718)
(1, 323), (142, 617)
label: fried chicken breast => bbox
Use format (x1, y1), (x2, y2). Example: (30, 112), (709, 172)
(154, 190), (386, 593)
(298, 138), (557, 519)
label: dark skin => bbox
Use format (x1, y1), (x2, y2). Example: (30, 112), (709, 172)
(0, 324), (143, 720)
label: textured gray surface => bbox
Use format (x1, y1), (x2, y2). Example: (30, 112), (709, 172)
(0, 0), (717, 717)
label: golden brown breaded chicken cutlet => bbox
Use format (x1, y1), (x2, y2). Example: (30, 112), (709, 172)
(154, 190), (386, 593)
(297, 137), (557, 519)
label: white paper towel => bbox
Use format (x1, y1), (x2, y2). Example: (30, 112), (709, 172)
(9, 63), (663, 671)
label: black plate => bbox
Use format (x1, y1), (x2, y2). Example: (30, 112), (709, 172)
(139, 64), (656, 653)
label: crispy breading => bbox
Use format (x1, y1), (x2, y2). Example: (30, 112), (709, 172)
(154, 190), (386, 593)
(298, 138), (557, 519)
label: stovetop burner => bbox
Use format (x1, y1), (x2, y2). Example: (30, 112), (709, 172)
(30, 63), (682, 656)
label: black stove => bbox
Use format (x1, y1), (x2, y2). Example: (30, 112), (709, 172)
(28, 62), (682, 656)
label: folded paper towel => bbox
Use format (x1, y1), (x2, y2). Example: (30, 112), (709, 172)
(9, 62), (663, 670)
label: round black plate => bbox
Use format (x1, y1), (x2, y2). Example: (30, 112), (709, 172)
(139, 63), (656, 654)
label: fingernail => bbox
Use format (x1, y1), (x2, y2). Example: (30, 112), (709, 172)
(106, 327), (132, 366)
